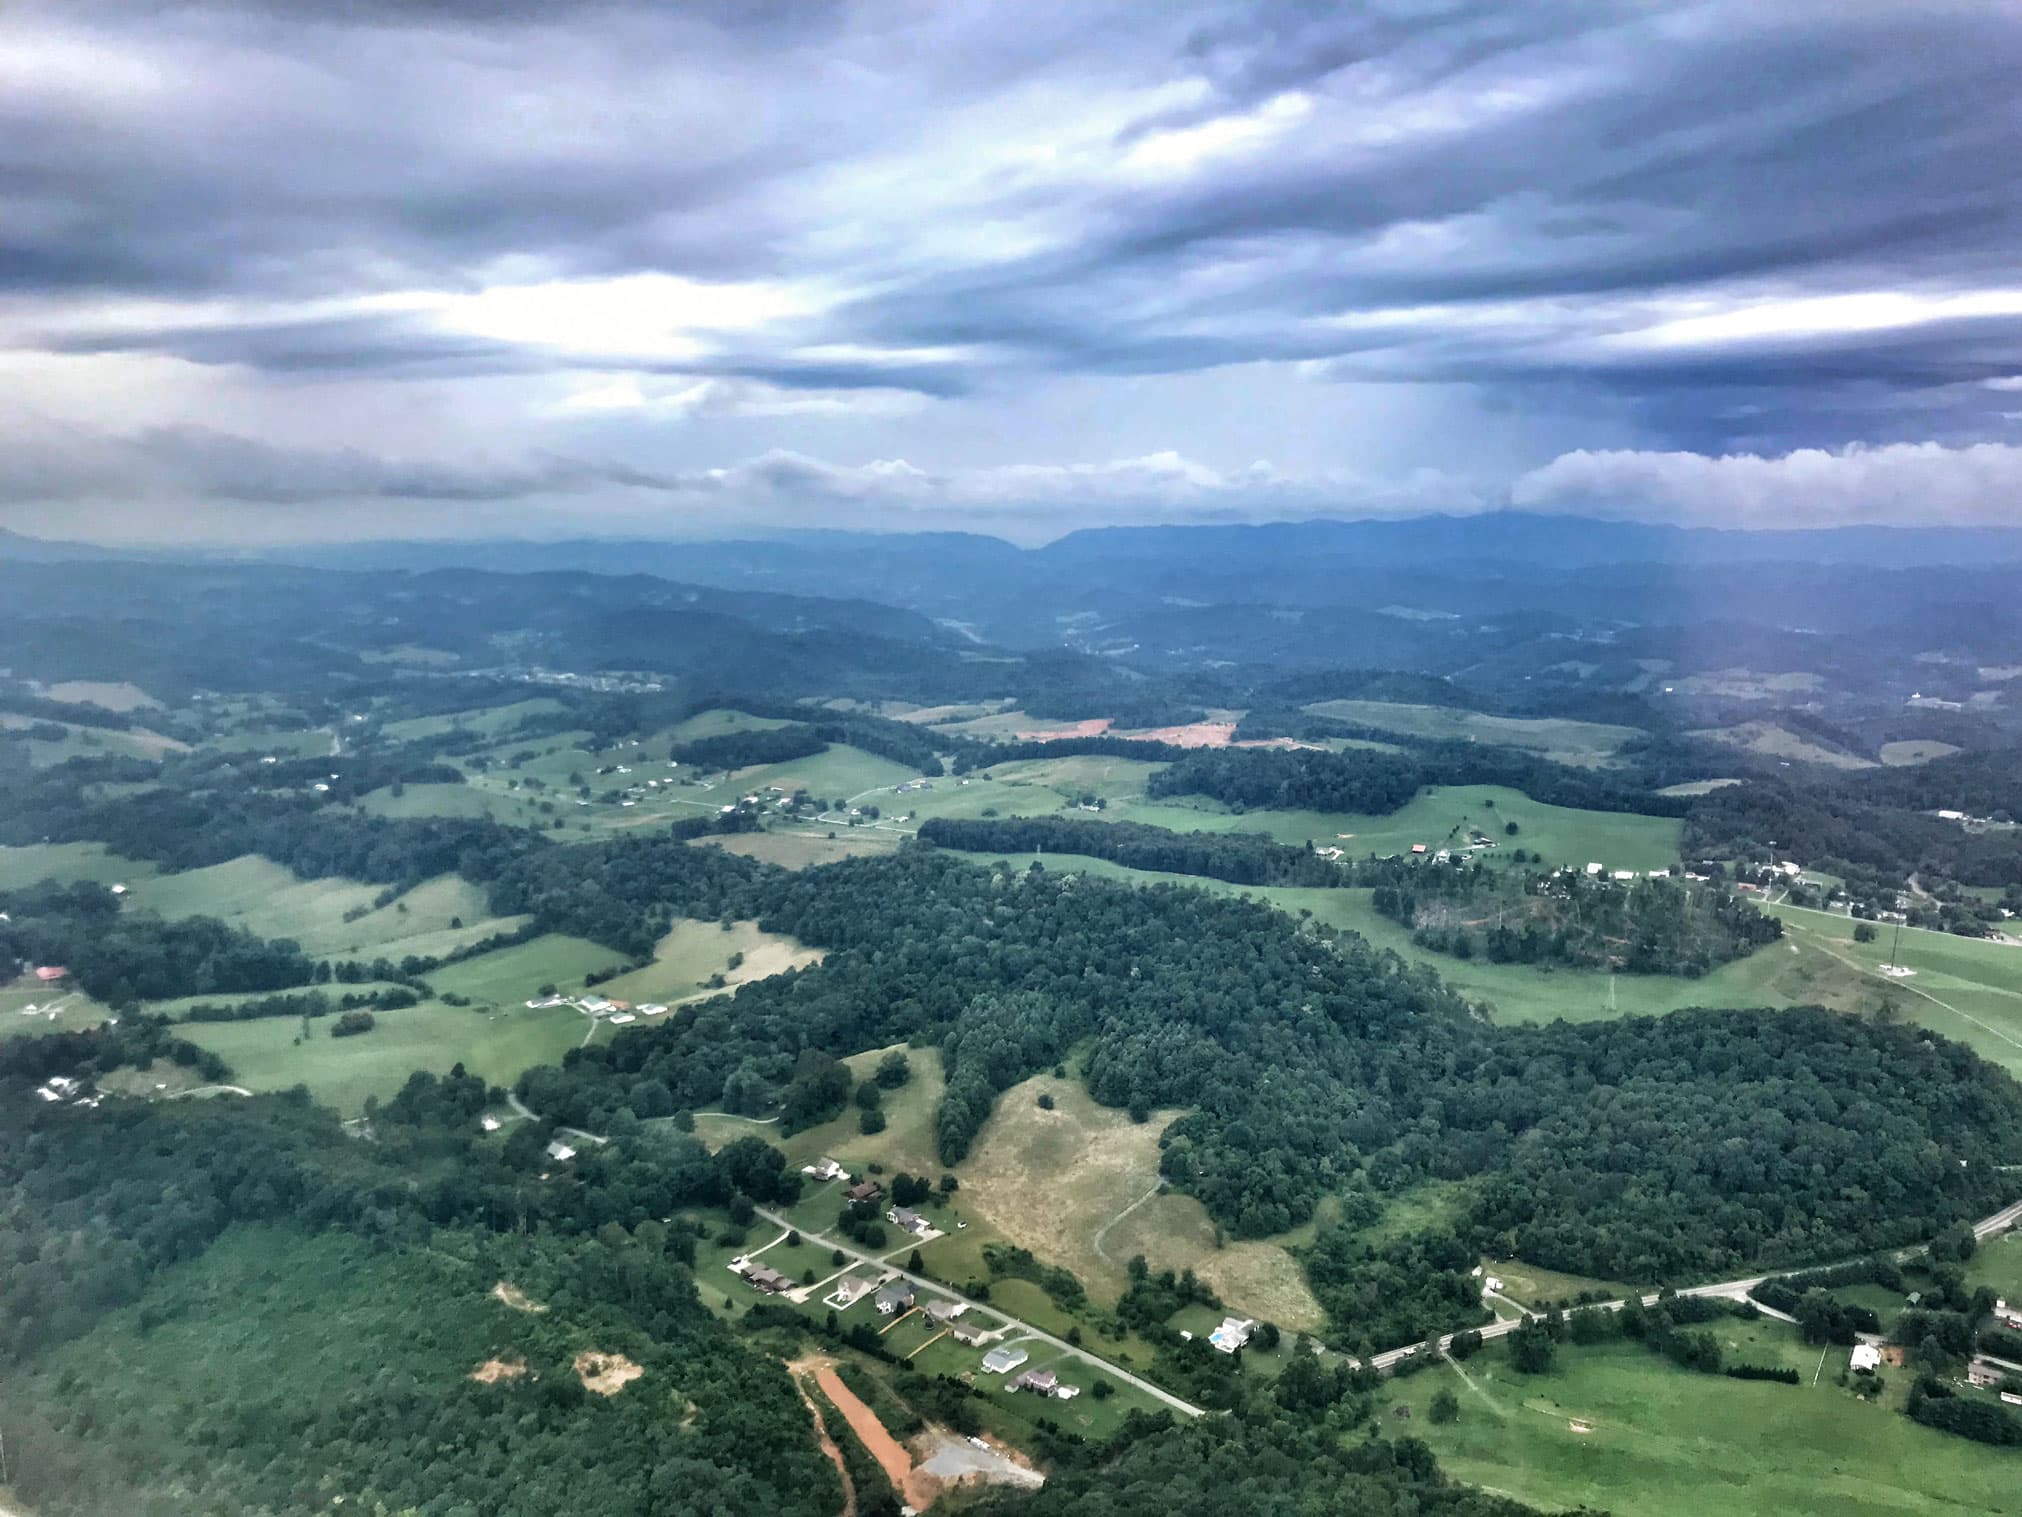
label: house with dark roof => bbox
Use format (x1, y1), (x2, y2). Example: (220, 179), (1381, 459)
(845, 1180), (883, 1204)
(875, 1279), (916, 1315)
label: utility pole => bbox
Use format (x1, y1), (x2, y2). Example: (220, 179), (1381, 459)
(1889, 917), (1904, 973)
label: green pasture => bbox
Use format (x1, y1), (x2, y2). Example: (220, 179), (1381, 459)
(0, 841), (157, 891)
(593, 918), (820, 1006)
(181, 997), (589, 1113)
(1391, 1328), (2017, 1517)
(379, 697), (566, 742)
(1766, 904), (2022, 1080)
(121, 857), (525, 964)
(1301, 699), (1643, 765)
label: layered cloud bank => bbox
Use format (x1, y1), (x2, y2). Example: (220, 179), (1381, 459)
(2, 2), (2019, 539)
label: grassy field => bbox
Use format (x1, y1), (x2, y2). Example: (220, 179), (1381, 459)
(202, 726), (333, 758)
(691, 829), (903, 869)
(593, 918), (821, 1005)
(379, 698), (566, 742)
(0, 841), (157, 890)
(121, 857), (525, 964)
(37, 679), (162, 711)
(426, 934), (623, 1006)
(956, 1074), (1323, 1331)
(2, 717), (187, 766)
(1391, 1326), (2018, 1517)
(1879, 740), (1962, 766)
(181, 997), (589, 1112)
(1765, 904), (2022, 1080)
(726, 744), (924, 799)
(1301, 700), (1643, 765)
(1690, 722), (1876, 770)
(0, 987), (112, 1040)
(663, 707), (798, 742)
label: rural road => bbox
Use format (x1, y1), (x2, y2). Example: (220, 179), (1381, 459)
(1363, 1190), (2022, 1373)
(755, 1206), (1205, 1419)
(513, 1096), (2021, 1396)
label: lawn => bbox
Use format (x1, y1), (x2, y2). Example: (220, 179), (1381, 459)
(592, 918), (821, 1006)
(1300, 700), (1644, 766)
(181, 997), (589, 1113)
(1390, 1329), (2018, 1517)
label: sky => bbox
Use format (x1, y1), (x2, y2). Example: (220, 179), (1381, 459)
(3, 0), (2021, 544)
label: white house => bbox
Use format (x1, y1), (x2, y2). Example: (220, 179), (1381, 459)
(1850, 1343), (1881, 1373)
(1209, 1316), (1257, 1353)
(545, 1140), (577, 1163)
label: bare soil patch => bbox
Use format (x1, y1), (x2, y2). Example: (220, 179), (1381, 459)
(809, 1361), (939, 1510)
(491, 1281), (547, 1313)
(573, 1350), (644, 1396)
(469, 1356), (527, 1383)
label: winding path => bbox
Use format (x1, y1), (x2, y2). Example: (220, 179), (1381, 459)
(1090, 1180), (1164, 1266)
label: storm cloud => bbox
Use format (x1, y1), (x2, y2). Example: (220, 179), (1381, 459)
(2, 0), (2019, 539)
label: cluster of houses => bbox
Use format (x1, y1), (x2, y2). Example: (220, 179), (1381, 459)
(525, 991), (670, 1027)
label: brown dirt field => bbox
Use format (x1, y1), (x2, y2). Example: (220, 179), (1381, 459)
(789, 1368), (857, 1517)
(1125, 720), (1236, 747)
(573, 1350), (644, 1395)
(490, 1281), (547, 1312)
(810, 1362), (939, 1510)
(469, 1356), (527, 1383)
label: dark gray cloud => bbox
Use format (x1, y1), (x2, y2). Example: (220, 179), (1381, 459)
(2, 0), (2020, 536)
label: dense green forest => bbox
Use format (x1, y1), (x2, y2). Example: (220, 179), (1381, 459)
(1369, 863), (1783, 974)
(510, 848), (2022, 1336)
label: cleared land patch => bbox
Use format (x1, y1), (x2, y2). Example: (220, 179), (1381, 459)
(573, 1350), (643, 1395)
(594, 918), (822, 1006)
(1689, 721), (1875, 769)
(958, 1074), (1322, 1330)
